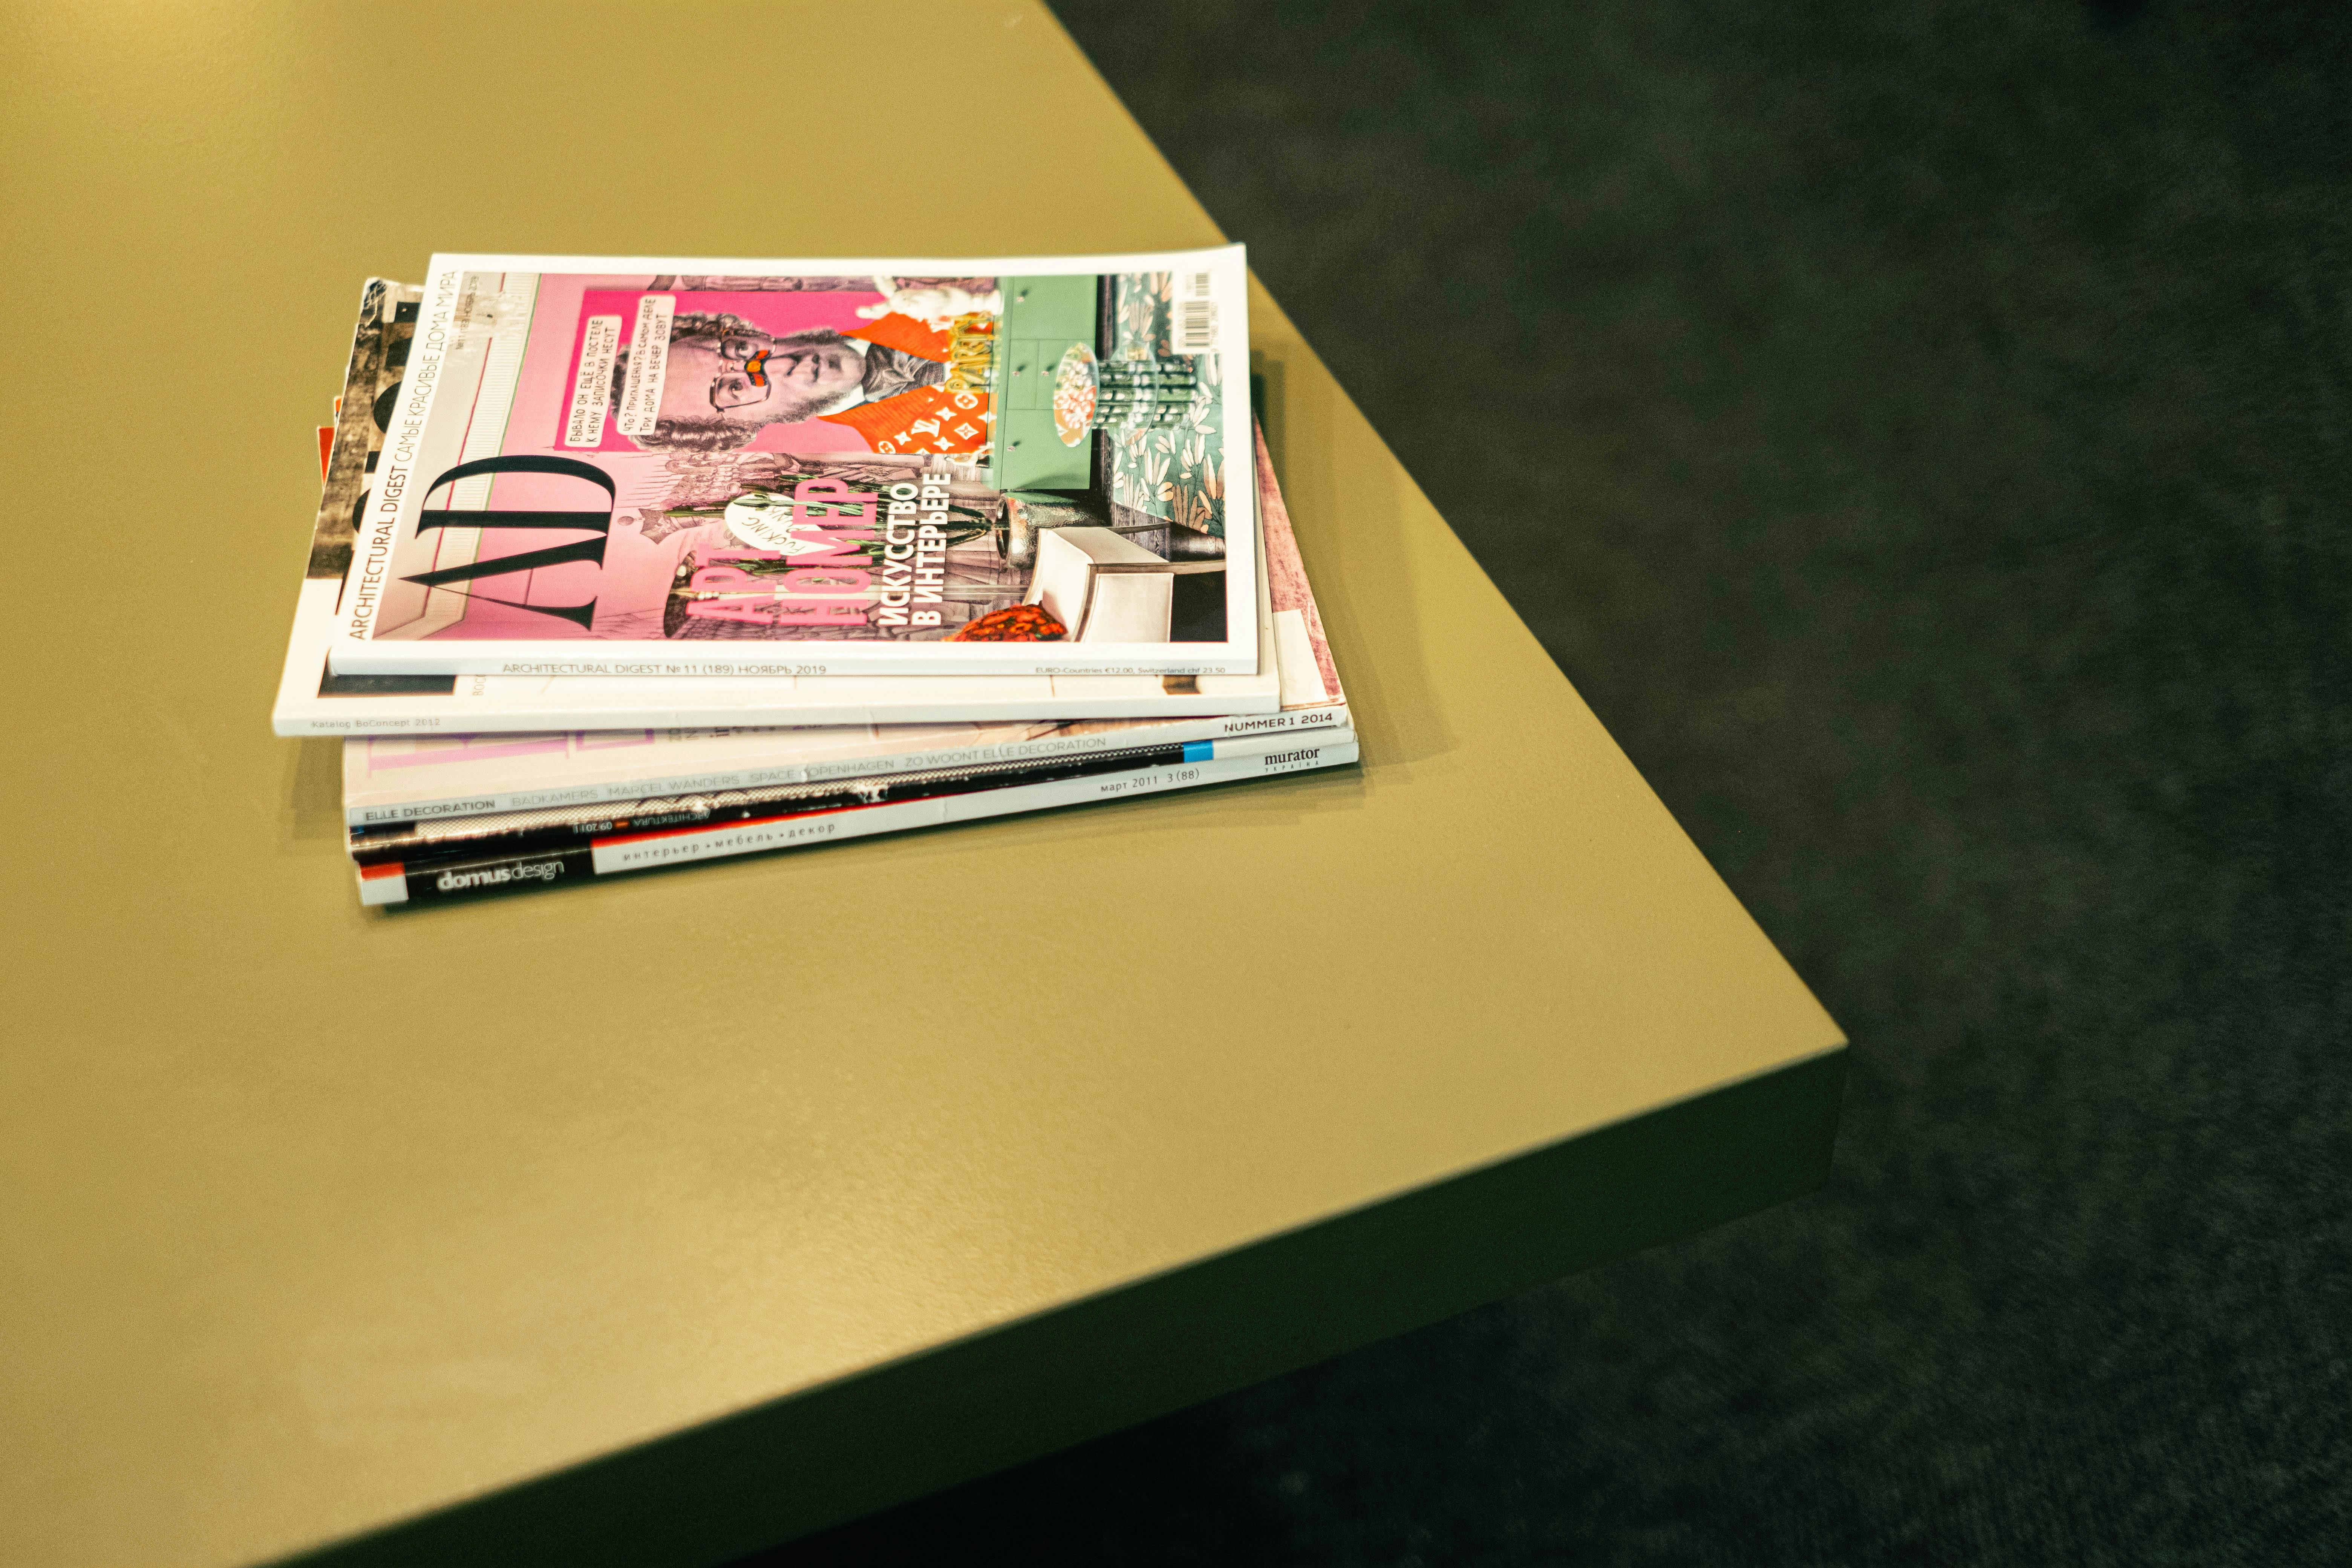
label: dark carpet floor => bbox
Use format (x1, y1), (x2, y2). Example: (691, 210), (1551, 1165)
(747, 3), (2352, 1562)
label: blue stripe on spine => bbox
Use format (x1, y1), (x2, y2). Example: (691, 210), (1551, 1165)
(1183, 741), (1214, 762)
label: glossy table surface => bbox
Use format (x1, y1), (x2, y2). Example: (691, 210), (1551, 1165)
(0, 5), (1843, 1565)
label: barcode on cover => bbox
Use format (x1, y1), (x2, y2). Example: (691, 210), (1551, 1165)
(1173, 274), (1219, 354)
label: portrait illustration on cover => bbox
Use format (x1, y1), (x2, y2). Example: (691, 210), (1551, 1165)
(604, 279), (1003, 455)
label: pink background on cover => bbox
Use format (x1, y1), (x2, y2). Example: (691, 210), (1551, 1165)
(559, 286), (892, 455)
(427, 273), (890, 639)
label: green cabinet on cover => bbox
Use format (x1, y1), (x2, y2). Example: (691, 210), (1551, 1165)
(991, 274), (1100, 490)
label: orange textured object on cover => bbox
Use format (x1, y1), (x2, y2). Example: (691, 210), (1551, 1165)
(947, 603), (1067, 642)
(819, 382), (995, 455)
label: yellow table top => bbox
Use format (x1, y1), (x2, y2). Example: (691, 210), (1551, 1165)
(0, 5), (1842, 1565)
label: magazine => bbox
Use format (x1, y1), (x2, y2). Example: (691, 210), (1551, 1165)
(274, 276), (1278, 734)
(357, 736), (1358, 908)
(346, 731), (1332, 867)
(318, 247), (1255, 679)
(339, 425), (1347, 824)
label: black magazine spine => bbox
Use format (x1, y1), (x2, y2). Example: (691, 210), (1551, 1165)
(388, 847), (597, 905)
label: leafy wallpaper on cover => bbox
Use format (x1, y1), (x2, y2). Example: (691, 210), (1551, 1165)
(1107, 272), (1225, 539)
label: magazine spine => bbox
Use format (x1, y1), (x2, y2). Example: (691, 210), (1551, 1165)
(346, 731), (1340, 864)
(277, 676), (1288, 738)
(328, 640), (1261, 681)
(345, 704), (1351, 825)
(360, 738), (1357, 907)
(351, 743), (1185, 866)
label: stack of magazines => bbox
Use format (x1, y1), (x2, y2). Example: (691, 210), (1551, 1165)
(272, 247), (1356, 906)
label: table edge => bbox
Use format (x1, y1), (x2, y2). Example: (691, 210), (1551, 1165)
(278, 1046), (1848, 1568)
